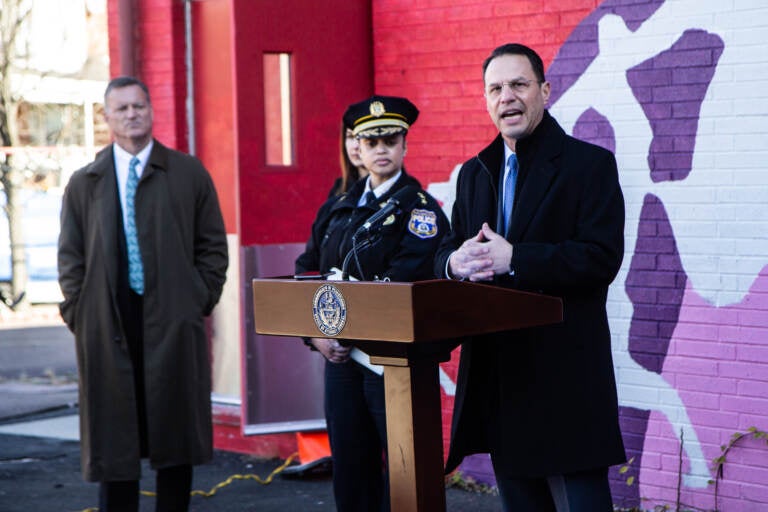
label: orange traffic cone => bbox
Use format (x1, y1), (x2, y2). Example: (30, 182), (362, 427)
(281, 431), (332, 478)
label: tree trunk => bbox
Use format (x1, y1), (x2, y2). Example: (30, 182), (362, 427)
(6, 165), (28, 309)
(1, 155), (28, 310)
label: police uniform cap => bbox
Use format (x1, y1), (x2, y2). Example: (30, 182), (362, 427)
(347, 95), (419, 138)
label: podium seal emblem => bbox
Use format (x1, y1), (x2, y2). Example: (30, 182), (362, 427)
(312, 284), (347, 336)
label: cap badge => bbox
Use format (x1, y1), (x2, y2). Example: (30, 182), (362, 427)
(369, 101), (386, 117)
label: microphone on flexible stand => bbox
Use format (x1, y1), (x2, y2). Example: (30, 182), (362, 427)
(342, 186), (417, 280)
(341, 235), (378, 281)
(353, 196), (401, 239)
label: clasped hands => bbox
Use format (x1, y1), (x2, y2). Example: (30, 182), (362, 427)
(449, 222), (513, 281)
(311, 337), (351, 363)
(313, 223), (511, 357)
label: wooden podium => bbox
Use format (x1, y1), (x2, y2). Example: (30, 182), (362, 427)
(252, 278), (562, 512)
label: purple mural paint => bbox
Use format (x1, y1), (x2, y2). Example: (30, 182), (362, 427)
(626, 30), (724, 182)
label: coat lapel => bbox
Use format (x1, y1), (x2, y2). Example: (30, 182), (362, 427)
(142, 139), (168, 182)
(475, 136), (505, 234)
(507, 157), (557, 241)
(89, 147), (120, 297)
(507, 112), (564, 241)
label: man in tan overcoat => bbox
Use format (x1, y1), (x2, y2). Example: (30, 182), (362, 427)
(57, 76), (228, 512)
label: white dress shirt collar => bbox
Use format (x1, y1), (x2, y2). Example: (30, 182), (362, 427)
(357, 170), (402, 207)
(113, 140), (154, 179)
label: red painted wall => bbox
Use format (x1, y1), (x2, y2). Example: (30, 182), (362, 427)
(106, 1), (121, 74)
(107, 0), (188, 152)
(370, 0), (600, 188)
(232, 0), (373, 246)
(190, 0), (238, 234)
(107, 0), (237, 232)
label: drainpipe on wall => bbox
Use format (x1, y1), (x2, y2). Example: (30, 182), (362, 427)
(117, 0), (136, 77)
(184, 0), (196, 156)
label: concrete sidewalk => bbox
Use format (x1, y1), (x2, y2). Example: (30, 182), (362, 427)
(0, 303), (63, 329)
(0, 308), (502, 511)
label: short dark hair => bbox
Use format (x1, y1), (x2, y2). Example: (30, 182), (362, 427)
(104, 76), (151, 104)
(482, 43), (546, 83)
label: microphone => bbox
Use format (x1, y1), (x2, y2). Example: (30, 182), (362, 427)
(343, 186), (418, 280)
(354, 186), (416, 239)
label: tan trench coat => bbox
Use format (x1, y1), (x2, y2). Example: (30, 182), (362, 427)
(57, 141), (228, 481)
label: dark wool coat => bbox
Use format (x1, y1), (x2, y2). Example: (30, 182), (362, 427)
(58, 141), (228, 481)
(435, 111), (626, 478)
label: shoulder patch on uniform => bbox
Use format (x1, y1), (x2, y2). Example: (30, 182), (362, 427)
(408, 209), (439, 239)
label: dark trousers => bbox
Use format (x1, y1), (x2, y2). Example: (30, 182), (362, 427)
(123, 289), (149, 456)
(491, 463), (613, 512)
(325, 359), (389, 512)
(99, 465), (193, 512)
(101, 290), (193, 511)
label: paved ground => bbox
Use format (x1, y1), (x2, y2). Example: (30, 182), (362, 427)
(0, 324), (76, 380)
(0, 307), (502, 512)
(0, 418), (501, 512)
(0, 416), (339, 512)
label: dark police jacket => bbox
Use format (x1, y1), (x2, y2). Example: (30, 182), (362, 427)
(434, 111), (627, 478)
(296, 171), (448, 283)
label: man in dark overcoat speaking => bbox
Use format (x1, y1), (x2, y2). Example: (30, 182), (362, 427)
(435, 43), (626, 511)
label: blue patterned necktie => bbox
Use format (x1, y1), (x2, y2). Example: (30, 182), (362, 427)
(126, 156), (144, 295)
(502, 153), (519, 234)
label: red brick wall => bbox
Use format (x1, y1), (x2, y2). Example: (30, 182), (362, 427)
(107, 0), (188, 152)
(106, 0), (121, 76)
(370, 0), (600, 187)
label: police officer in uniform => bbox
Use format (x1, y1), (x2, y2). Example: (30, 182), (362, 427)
(295, 95), (449, 512)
